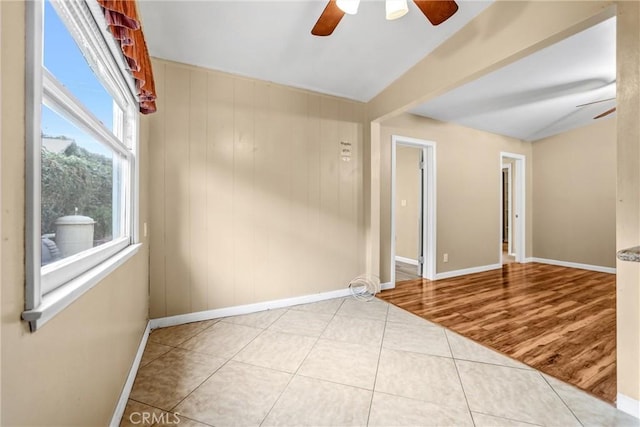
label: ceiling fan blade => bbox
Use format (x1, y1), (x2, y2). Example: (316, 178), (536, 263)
(413, 0), (459, 26)
(311, 0), (345, 36)
(594, 107), (616, 119)
(576, 97), (616, 108)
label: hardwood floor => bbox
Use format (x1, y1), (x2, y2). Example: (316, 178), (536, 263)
(502, 242), (515, 264)
(379, 262), (616, 403)
(395, 260), (420, 281)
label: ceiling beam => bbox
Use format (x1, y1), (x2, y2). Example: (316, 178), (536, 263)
(366, 0), (615, 123)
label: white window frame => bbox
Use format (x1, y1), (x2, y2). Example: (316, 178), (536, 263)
(23, 0), (141, 331)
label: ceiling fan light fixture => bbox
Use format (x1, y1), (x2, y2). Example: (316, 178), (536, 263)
(336, 0), (360, 15)
(386, 0), (409, 20)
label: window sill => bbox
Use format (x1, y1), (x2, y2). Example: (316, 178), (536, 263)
(22, 243), (141, 331)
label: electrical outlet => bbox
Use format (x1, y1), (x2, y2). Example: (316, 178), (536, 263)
(443, 253), (448, 263)
(143, 222), (148, 237)
(401, 199), (407, 207)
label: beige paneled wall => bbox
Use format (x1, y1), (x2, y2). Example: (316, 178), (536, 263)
(148, 59), (365, 318)
(395, 146), (421, 261)
(379, 114), (533, 282)
(532, 118), (617, 268)
(1, 2), (150, 424)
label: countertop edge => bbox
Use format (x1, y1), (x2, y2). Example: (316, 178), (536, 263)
(617, 246), (640, 262)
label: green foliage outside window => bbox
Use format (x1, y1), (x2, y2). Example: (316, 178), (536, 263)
(41, 141), (113, 243)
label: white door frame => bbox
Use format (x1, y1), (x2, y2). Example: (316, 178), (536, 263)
(501, 163), (513, 255)
(391, 135), (437, 284)
(500, 152), (525, 263)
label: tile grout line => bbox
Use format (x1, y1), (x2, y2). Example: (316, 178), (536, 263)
(147, 317), (221, 349)
(365, 300), (390, 426)
(540, 372), (585, 426)
(165, 308), (293, 421)
(471, 410), (543, 427)
(379, 338), (534, 369)
(291, 373), (381, 394)
(258, 298), (348, 427)
(444, 330), (476, 427)
(133, 319), (225, 408)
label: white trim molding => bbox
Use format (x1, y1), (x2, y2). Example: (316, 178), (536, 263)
(617, 393), (640, 419)
(149, 288), (353, 329)
(526, 257), (616, 274)
(390, 135), (437, 284)
(22, 244), (141, 331)
(499, 152), (526, 264)
(112, 287), (364, 424)
(435, 263), (502, 280)
(501, 162), (513, 255)
(395, 256), (418, 266)
(25, 0), (140, 331)
(110, 322), (151, 427)
(380, 282), (394, 290)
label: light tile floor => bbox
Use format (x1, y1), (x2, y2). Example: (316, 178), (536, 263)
(121, 297), (639, 427)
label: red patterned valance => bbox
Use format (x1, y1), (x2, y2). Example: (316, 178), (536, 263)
(97, 0), (157, 114)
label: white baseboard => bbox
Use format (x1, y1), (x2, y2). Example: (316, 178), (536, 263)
(110, 321), (151, 427)
(617, 393), (640, 419)
(149, 288), (353, 329)
(380, 281), (394, 290)
(527, 257), (616, 274)
(395, 256), (418, 266)
(435, 263), (502, 280)
(111, 287), (361, 424)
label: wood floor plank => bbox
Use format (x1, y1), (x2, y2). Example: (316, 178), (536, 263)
(379, 262), (616, 403)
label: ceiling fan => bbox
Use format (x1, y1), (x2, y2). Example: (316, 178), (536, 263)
(576, 97), (616, 120)
(311, 0), (459, 37)
(594, 107), (616, 119)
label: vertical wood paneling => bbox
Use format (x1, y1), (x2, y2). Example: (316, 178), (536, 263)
(233, 78), (255, 304)
(338, 101), (358, 283)
(164, 64), (191, 316)
(148, 61), (166, 318)
(305, 96), (322, 292)
(265, 86), (293, 301)
(206, 72), (235, 309)
(252, 81), (272, 303)
(289, 90), (310, 297)
(355, 106), (366, 273)
(189, 69), (208, 312)
(148, 61), (366, 317)
(320, 97), (341, 286)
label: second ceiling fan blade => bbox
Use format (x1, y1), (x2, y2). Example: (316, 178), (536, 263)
(576, 97), (615, 108)
(594, 107), (616, 119)
(311, 0), (345, 36)
(413, 0), (458, 25)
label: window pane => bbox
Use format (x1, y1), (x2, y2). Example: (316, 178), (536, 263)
(41, 104), (124, 267)
(43, 0), (120, 132)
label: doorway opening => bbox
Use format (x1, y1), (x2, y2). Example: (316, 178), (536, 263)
(501, 162), (515, 264)
(500, 152), (525, 263)
(390, 135), (436, 285)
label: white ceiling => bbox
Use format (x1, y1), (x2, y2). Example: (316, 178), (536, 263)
(138, 2), (616, 142)
(137, 0), (493, 101)
(410, 16), (617, 141)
